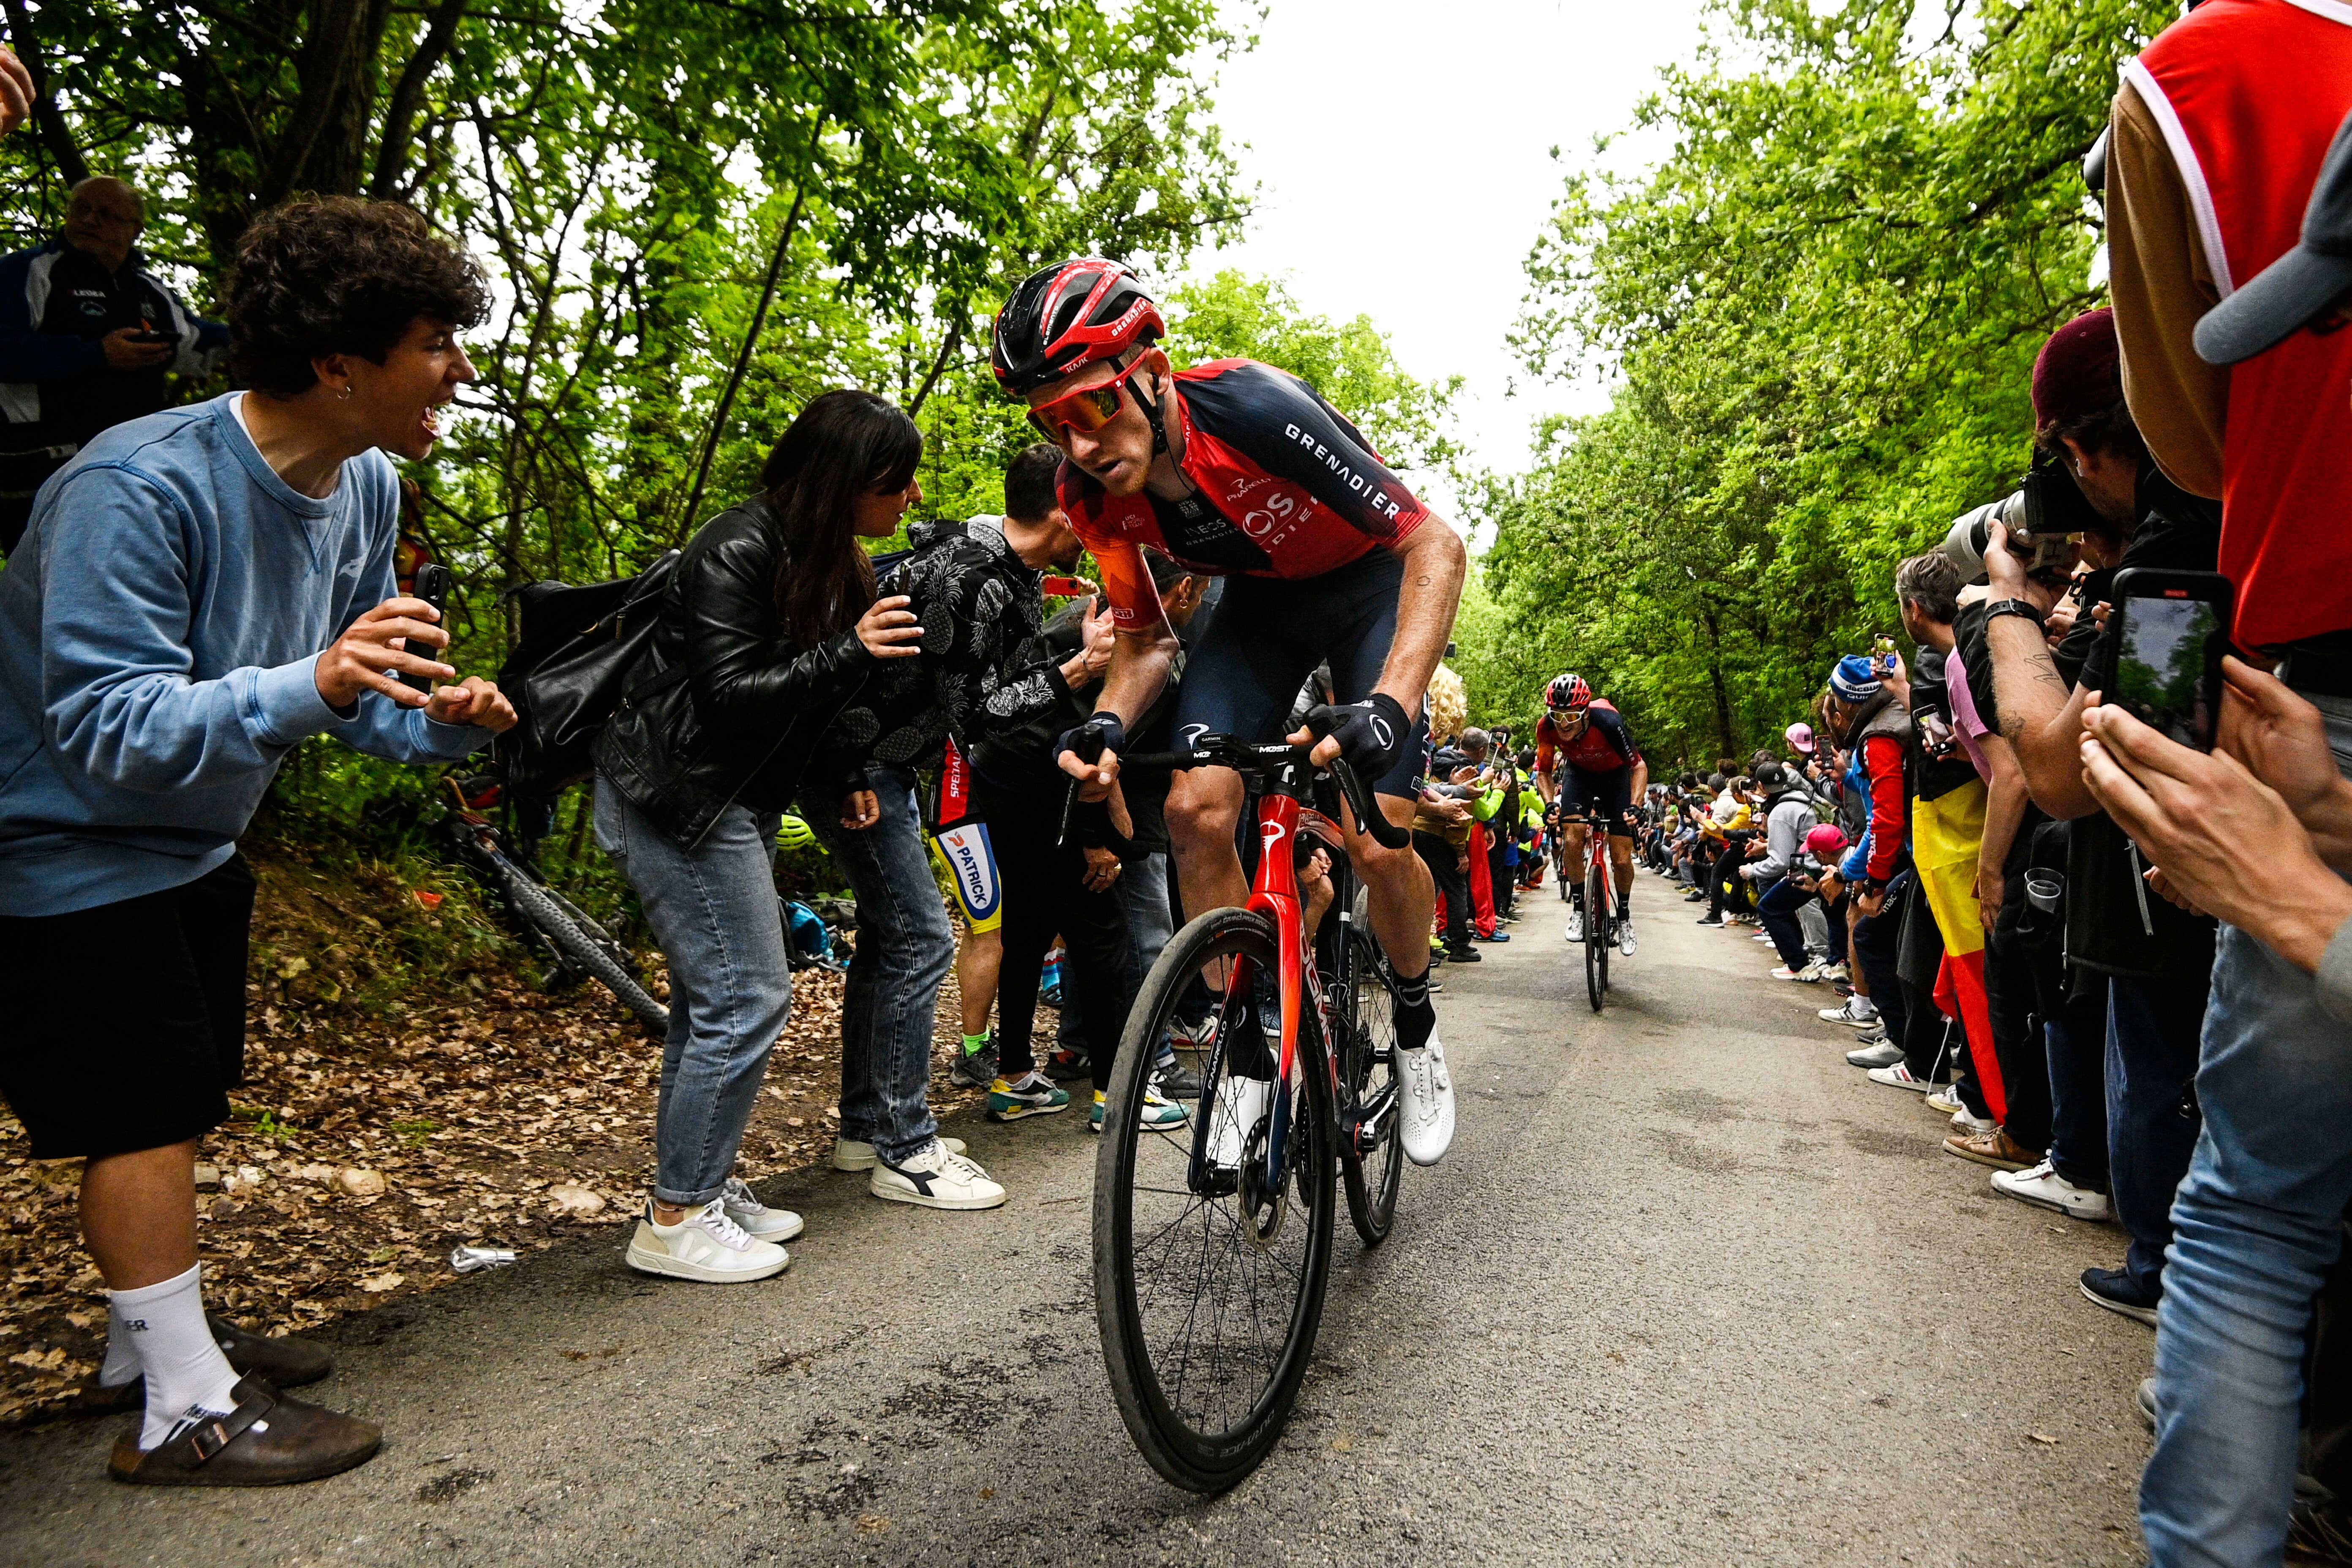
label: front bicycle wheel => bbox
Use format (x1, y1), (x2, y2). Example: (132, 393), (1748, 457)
(1095, 906), (1337, 1494)
(1584, 855), (1609, 1013)
(482, 854), (671, 1033)
(1555, 833), (1573, 901)
(1335, 927), (1404, 1248)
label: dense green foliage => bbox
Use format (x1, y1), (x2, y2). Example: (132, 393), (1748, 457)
(6, 0), (1251, 661)
(1469, 0), (2176, 766)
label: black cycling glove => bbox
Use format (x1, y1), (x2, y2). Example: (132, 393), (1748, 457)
(1055, 713), (1128, 771)
(1301, 693), (1413, 780)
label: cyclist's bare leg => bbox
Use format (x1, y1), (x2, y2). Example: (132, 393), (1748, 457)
(1610, 835), (1635, 904)
(1337, 791), (1432, 983)
(1167, 765), (1253, 949)
(1563, 820), (1591, 893)
(956, 926), (1001, 1037)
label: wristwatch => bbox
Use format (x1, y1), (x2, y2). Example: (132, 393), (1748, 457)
(1984, 598), (2046, 629)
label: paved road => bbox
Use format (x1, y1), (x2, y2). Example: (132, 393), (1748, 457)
(0, 885), (2158, 1568)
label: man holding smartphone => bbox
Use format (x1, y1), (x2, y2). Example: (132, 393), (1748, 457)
(0, 176), (228, 553)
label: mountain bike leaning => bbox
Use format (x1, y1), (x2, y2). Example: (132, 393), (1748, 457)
(424, 771), (670, 1032)
(1090, 733), (1411, 1492)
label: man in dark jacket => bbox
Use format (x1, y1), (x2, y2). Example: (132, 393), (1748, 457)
(819, 444), (1154, 1134)
(0, 177), (227, 553)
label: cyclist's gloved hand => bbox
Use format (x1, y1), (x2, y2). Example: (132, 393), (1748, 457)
(1055, 713), (1127, 783)
(1301, 693), (1413, 779)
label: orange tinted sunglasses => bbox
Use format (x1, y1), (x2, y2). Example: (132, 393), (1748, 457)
(1028, 357), (1152, 442)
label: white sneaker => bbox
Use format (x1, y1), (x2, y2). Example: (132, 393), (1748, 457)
(1925, 1083), (1967, 1116)
(831, 1135), (964, 1172)
(721, 1176), (804, 1241)
(626, 1198), (789, 1282)
(871, 1139), (1007, 1210)
(1820, 996), (1879, 1028)
(1774, 964), (1822, 983)
(1992, 1160), (2112, 1222)
(1617, 917), (1638, 956)
(1845, 1039), (1905, 1068)
(1866, 1062), (1935, 1092)
(1563, 907), (1585, 944)
(1396, 1035), (1455, 1166)
(1818, 962), (1850, 982)
(1207, 1075), (1274, 1168)
(1950, 1105), (1997, 1135)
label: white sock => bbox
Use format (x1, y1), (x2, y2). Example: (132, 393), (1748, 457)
(110, 1264), (240, 1450)
(97, 1295), (141, 1391)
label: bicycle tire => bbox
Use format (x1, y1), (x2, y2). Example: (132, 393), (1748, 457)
(1095, 906), (1337, 1494)
(1336, 927), (1404, 1248)
(1554, 830), (1573, 901)
(481, 852), (670, 1032)
(1584, 855), (1609, 1013)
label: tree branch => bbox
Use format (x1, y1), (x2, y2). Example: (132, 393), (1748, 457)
(1, 0), (90, 186)
(370, 0), (471, 198)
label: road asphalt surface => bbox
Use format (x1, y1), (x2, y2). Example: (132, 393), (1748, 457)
(0, 880), (2159, 1567)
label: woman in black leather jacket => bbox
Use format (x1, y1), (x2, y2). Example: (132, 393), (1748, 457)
(591, 389), (961, 1283)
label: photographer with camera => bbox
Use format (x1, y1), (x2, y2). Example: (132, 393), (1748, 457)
(1968, 307), (2219, 1334)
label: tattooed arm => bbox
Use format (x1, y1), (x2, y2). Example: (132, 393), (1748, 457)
(1983, 528), (2099, 820)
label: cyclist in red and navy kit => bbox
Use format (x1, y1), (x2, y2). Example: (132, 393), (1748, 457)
(991, 258), (1467, 1168)
(1533, 672), (1648, 955)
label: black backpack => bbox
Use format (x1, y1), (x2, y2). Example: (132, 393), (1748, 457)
(494, 551), (681, 798)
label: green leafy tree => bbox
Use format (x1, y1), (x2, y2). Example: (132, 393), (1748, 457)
(1471, 0), (2175, 766)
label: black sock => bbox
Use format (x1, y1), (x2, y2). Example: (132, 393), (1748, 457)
(1393, 969), (1437, 1054)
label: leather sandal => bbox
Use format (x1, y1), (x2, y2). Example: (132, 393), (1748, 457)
(108, 1377), (381, 1486)
(82, 1315), (333, 1413)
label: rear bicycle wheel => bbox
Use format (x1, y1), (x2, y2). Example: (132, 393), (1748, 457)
(1584, 855), (1609, 1013)
(1095, 906), (1337, 1494)
(1335, 927), (1404, 1248)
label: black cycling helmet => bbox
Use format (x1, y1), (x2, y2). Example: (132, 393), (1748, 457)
(990, 259), (1166, 397)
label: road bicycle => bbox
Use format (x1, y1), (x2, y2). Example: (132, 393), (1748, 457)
(1559, 805), (1624, 1013)
(1086, 734), (1410, 1493)
(425, 773), (670, 1032)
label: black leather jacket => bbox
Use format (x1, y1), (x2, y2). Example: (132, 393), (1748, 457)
(593, 499), (874, 848)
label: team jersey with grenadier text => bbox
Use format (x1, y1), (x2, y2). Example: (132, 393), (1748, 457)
(1535, 701), (1640, 777)
(1054, 359), (1429, 630)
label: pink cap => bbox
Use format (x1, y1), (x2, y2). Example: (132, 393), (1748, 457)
(1784, 722), (1816, 755)
(1804, 824), (1848, 858)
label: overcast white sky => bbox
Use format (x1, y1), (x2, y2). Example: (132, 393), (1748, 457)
(1179, 0), (1715, 512)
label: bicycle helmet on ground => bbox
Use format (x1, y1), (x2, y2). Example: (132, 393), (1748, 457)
(990, 259), (1166, 398)
(1546, 672), (1592, 711)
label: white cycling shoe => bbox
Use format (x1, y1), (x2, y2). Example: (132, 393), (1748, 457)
(1396, 1034), (1455, 1166)
(1563, 907), (1586, 944)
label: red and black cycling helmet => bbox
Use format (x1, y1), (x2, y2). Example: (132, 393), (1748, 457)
(1546, 672), (1592, 711)
(990, 259), (1166, 397)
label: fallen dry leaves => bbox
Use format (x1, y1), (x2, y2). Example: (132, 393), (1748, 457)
(0, 841), (981, 1428)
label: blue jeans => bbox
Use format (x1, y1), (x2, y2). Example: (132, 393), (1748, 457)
(2140, 925), (2352, 1566)
(803, 768), (948, 1163)
(593, 781), (791, 1207)
(2108, 975), (2206, 1300)
(1755, 875), (1811, 970)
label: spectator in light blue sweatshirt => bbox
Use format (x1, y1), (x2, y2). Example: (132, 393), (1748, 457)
(0, 196), (512, 1489)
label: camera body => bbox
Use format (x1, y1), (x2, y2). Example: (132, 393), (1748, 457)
(1939, 449), (2096, 584)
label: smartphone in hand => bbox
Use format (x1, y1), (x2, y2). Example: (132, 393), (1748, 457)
(2101, 569), (2234, 752)
(403, 562), (453, 694)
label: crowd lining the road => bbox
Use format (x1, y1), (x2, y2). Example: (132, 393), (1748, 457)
(3, 8), (2352, 1566)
